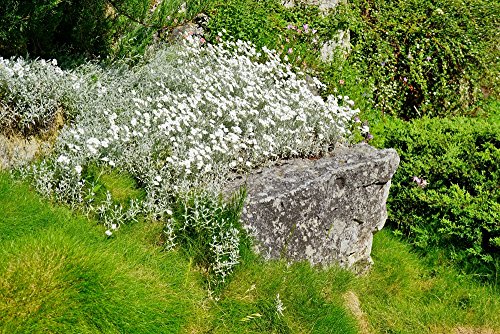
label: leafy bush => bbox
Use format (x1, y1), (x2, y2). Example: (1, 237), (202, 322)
(0, 0), (213, 61)
(378, 114), (500, 280)
(346, 0), (500, 118)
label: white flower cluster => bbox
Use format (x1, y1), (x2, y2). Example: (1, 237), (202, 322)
(49, 37), (358, 195)
(16, 37), (359, 281)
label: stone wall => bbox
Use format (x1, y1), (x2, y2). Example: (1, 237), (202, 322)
(0, 135), (52, 170)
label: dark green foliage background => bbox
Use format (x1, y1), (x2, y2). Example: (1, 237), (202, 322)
(0, 0), (113, 59)
(0, 0), (205, 61)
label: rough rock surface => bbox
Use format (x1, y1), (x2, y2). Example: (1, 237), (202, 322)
(0, 135), (52, 170)
(227, 144), (400, 274)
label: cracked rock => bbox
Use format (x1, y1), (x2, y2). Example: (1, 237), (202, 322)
(226, 143), (400, 274)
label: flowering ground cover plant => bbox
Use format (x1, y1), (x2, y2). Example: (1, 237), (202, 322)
(2, 37), (359, 284)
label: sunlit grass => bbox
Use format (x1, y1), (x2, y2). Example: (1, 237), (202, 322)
(354, 230), (500, 334)
(0, 172), (208, 333)
(0, 172), (358, 333)
(1, 171), (499, 333)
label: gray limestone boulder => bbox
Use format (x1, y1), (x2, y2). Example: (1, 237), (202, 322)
(227, 143), (400, 274)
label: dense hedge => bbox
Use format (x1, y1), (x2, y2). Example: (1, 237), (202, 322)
(378, 113), (500, 280)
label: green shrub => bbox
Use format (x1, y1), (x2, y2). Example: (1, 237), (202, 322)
(378, 114), (500, 281)
(347, 0), (500, 118)
(0, 0), (212, 61)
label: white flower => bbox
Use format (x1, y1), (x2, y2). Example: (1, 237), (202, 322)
(57, 155), (70, 164)
(275, 294), (286, 317)
(105, 230), (113, 236)
(153, 175), (162, 186)
(111, 224), (117, 230)
(74, 165), (82, 174)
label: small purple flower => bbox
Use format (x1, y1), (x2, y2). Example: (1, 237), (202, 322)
(312, 29), (317, 34)
(354, 116), (361, 123)
(287, 24), (296, 30)
(426, 56), (432, 61)
(288, 48), (293, 54)
(412, 176), (428, 188)
(303, 24), (309, 33)
(365, 133), (374, 141)
(403, 77), (408, 83)
(381, 61), (386, 66)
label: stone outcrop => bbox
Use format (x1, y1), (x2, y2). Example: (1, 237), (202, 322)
(0, 111), (62, 170)
(0, 135), (52, 170)
(227, 144), (400, 274)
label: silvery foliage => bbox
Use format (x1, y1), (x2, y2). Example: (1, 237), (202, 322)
(170, 190), (243, 284)
(0, 57), (88, 133)
(9, 37), (359, 282)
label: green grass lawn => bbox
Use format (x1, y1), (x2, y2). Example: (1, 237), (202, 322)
(0, 172), (208, 333)
(1, 171), (499, 333)
(355, 231), (500, 333)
